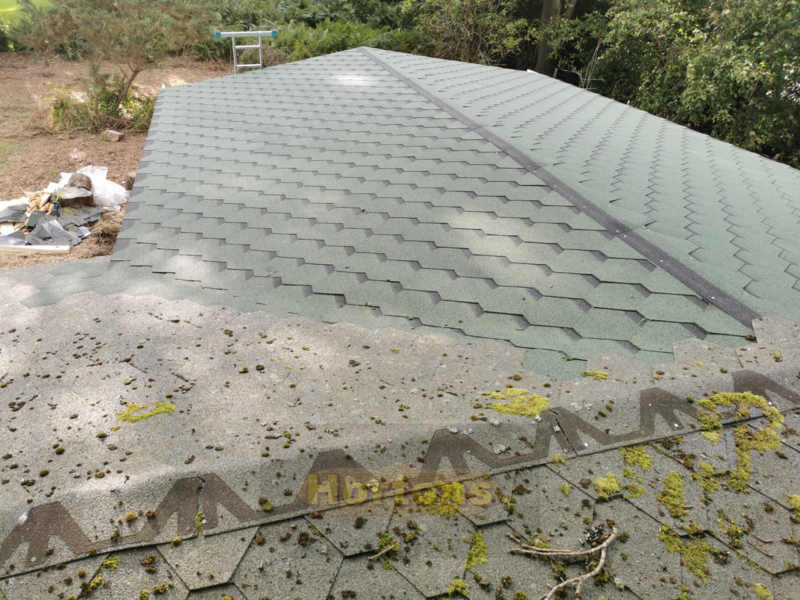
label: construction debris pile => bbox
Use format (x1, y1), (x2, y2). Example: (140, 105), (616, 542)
(0, 166), (130, 254)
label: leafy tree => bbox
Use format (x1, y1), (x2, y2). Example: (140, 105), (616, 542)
(401, 0), (528, 65)
(17, 0), (218, 107)
(533, 0), (582, 75)
(545, 0), (800, 165)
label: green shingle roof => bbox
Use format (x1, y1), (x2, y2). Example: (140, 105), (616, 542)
(28, 47), (800, 377)
(368, 48), (800, 323)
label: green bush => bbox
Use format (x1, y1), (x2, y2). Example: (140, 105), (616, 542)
(401, 0), (528, 65)
(544, 0), (800, 166)
(188, 0), (284, 60)
(0, 20), (11, 51)
(275, 18), (401, 61)
(189, 0), (409, 61)
(47, 75), (155, 133)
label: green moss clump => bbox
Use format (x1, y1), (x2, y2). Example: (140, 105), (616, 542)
(593, 473), (622, 502)
(448, 578), (469, 597)
(658, 525), (711, 583)
(87, 575), (104, 593)
(552, 454), (568, 467)
(483, 387), (528, 400)
(118, 402), (176, 423)
(465, 530), (488, 570)
(691, 462), (720, 502)
(624, 482), (645, 499)
(783, 537), (800, 549)
(698, 392), (783, 491)
(697, 398), (722, 443)
(560, 482), (572, 496)
(195, 512), (205, 535)
(138, 591), (149, 600)
(787, 495), (800, 519)
(671, 586), (694, 600)
(657, 471), (689, 520)
(484, 387), (549, 418)
(754, 583), (775, 600)
(582, 370), (609, 380)
(527, 533), (551, 549)
(102, 555), (120, 570)
(378, 533), (399, 559)
(425, 481), (465, 517)
(620, 445), (653, 471)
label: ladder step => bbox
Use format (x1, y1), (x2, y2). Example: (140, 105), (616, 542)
(235, 44), (261, 50)
(236, 64), (262, 68)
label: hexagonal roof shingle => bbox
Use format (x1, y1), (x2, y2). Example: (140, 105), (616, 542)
(34, 48), (800, 377)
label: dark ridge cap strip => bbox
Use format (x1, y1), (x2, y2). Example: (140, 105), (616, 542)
(358, 46), (759, 328)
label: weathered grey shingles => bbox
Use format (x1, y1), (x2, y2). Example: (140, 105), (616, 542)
(26, 49), (756, 375)
(369, 48), (800, 321)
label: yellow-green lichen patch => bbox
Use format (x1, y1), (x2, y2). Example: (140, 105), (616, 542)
(560, 482), (572, 496)
(87, 574), (105, 594)
(671, 586), (694, 600)
(592, 473), (621, 502)
(691, 462), (720, 502)
(118, 402), (176, 423)
(448, 578), (469, 597)
(582, 370), (609, 380)
(787, 495), (800, 519)
(754, 583), (775, 600)
(619, 445), (653, 471)
(102, 555), (120, 570)
(716, 511), (745, 549)
(698, 391), (782, 435)
(527, 533), (551, 549)
(484, 387), (549, 418)
(698, 392), (783, 493)
(195, 512), (205, 535)
(622, 466), (636, 480)
(658, 524), (711, 583)
(552, 454), (568, 467)
(377, 533), (399, 559)
(424, 481), (465, 517)
(624, 482), (645, 499)
(465, 530), (488, 570)
(657, 471), (689, 520)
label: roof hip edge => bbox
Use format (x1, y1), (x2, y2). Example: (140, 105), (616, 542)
(357, 46), (759, 328)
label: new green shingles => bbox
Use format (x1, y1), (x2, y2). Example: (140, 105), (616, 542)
(26, 48), (762, 376)
(368, 48), (800, 322)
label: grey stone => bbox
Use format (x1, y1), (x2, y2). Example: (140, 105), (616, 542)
(68, 173), (93, 191)
(100, 130), (124, 142)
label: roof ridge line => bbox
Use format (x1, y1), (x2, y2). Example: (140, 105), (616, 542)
(357, 47), (759, 328)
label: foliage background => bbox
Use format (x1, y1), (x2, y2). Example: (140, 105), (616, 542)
(1, 0), (798, 166)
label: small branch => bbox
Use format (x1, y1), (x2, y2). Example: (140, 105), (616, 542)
(543, 545), (609, 600)
(369, 541), (399, 560)
(507, 527), (617, 559)
(750, 533), (774, 544)
(508, 527), (619, 600)
(746, 538), (774, 558)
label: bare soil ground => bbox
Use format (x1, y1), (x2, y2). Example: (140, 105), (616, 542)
(0, 52), (228, 270)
